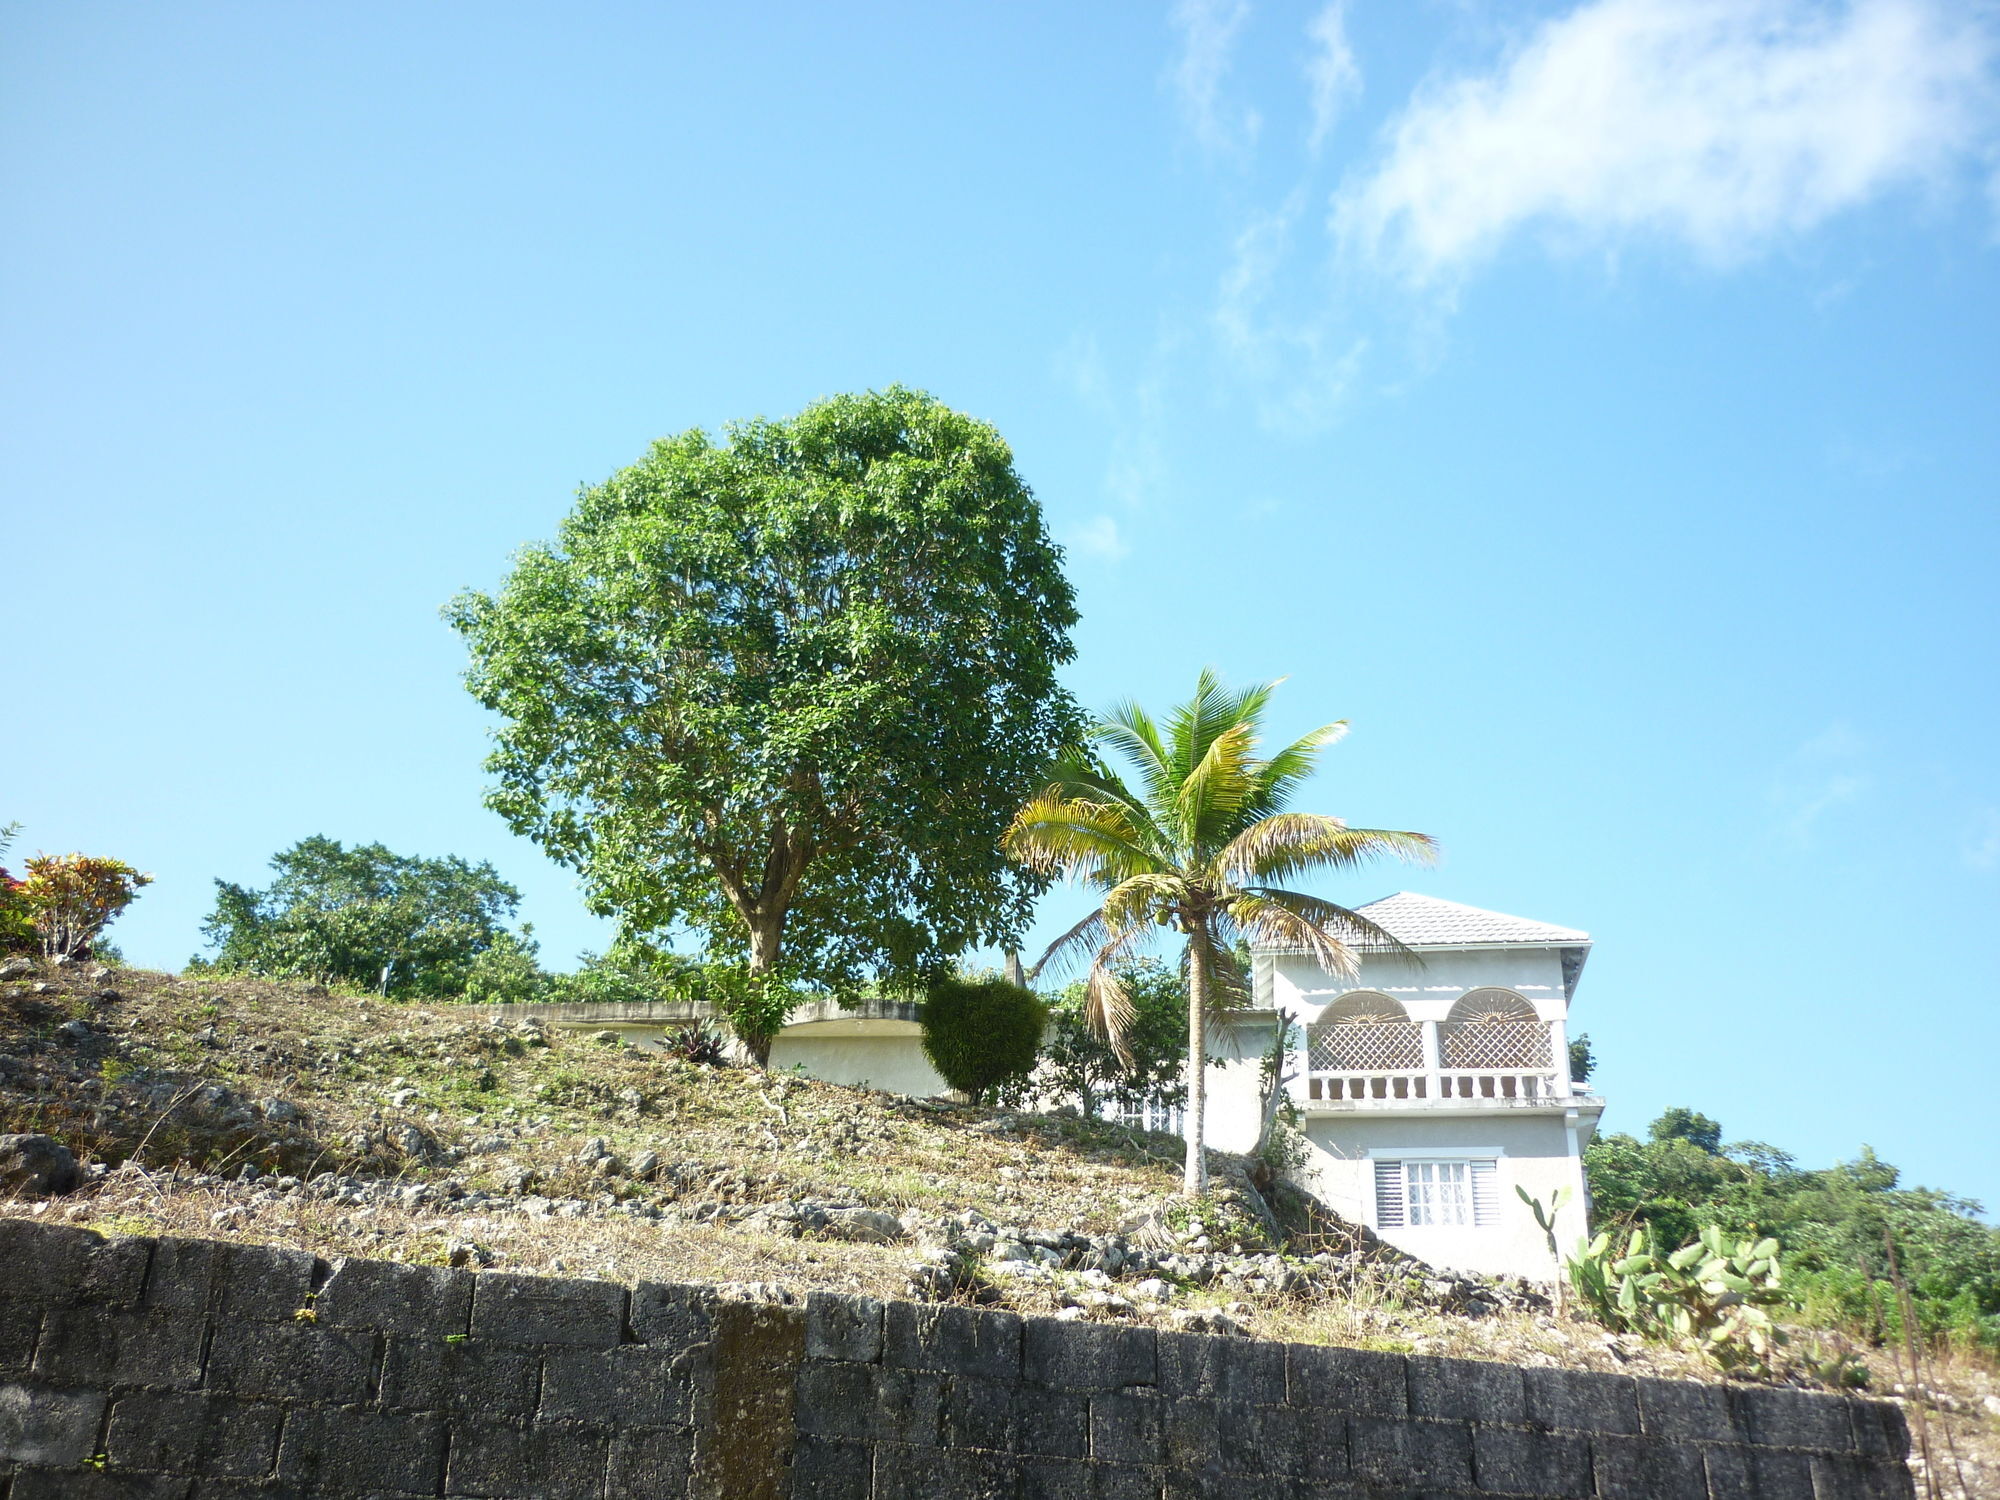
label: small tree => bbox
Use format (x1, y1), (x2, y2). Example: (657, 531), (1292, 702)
(1021, 957), (1188, 1120)
(921, 976), (1047, 1105)
(20, 854), (152, 960)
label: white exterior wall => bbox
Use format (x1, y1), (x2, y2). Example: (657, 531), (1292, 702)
(769, 1019), (947, 1097)
(1296, 1112), (1589, 1280)
(1265, 946), (1573, 1024)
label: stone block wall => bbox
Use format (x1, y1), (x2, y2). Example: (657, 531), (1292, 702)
(0, 1219), (1914, 1498)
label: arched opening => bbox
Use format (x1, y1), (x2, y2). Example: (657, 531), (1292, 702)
(1306, 991), (1424, 1101)
(1441, 988), (1551, 1070)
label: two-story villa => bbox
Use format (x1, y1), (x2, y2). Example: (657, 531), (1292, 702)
(1201, 891), (1601, 1280)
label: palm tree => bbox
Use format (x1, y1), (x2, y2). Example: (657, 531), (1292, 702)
(1004, 671), (1437, 1195)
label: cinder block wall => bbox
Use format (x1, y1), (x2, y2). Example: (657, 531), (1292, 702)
(0, 1219), (1913, 1499)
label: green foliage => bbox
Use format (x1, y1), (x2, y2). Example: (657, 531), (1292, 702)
(659, 1020), (730, 1066)
(543, 944), (798, 1058)
(1566, 1031), (1594, 1084)
(1518, 1183), (1572, 1269)
(1650, 1106), (1723, 1153)
(198, 836), (534, 1000)
(446, 386), (1084, 1045)
(1005, 957), (1188, 1119)
(921, 975), (1047, 1105)
(19, 853), (153, 959)
(459, 929), (547, 1004)
(1586, 1109), (2000, 1353)
(1568, 1224), (1797, 1377)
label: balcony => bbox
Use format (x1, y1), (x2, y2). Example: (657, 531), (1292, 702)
(1295, 995), (1588, 1114)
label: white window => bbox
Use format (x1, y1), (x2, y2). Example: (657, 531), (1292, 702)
(1373, 1157), (1498, 1228)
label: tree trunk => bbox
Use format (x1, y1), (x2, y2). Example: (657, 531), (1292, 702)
(1183, 933), (1208, 1196)
(741, 917), (783, 1067)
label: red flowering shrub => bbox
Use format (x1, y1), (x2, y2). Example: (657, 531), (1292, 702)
(0, 865), (30, 954)
(19, 853), (153, 960)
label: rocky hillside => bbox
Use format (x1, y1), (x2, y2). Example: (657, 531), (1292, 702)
(1, 957), (1994, 1495)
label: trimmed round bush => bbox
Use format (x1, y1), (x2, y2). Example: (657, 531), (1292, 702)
(920, 976), (1047, 1105)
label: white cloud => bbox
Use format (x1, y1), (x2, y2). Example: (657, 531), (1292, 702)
(1170, 0), (1261, 158)
(1337, 0), (1998, 284)
(1214, 195), (1368, 430)
(1964, 808), (2000, 871)
(1064, 514), (1132, 562)
(1771, 723), (1868, 846)
(1305, 2), (1362, 155)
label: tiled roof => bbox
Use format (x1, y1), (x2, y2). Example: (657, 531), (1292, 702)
(1343, 891), (1589, 948)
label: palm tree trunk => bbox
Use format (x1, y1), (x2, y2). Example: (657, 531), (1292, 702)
(1183, 932), (1208, 1196)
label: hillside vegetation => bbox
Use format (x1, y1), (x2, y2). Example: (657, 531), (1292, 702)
(3, 959), (1996, 1496)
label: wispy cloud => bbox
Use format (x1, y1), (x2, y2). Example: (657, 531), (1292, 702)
(1305, 2), (1362, 156)
(1337, 0), (1998, 284)
(1170, 0), (1261, 158)
(1054, 328), (1176, 526)
(1062, 514), (1132, 563)
(1964, 808), (2000, 872)
(1214, 194), (1369, 430)
(1771, 723), (1869, 847)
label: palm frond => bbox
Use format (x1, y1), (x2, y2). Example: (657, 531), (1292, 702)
(1100, 872), (1187, 936)
(1241, 887), (1427, 968)
(1226, 892), (1363, 977)
(1166, 669), (1273, 786)
(1084, 922), (1152, 1065)
(1092, 702), (1178, 810)
(1220, 815), (1438, 885)
(1004, 792), (1159, 882)
(1173, 720), (1260, 854)
(1042, 761), (1166, 848)
(1029, 905), (1110, 980)
(1245, 720), (1348, 816)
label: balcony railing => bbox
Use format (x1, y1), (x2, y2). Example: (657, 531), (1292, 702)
(1297, 1014), (1574, 1110)
(1301, 1065), (1567, 1108)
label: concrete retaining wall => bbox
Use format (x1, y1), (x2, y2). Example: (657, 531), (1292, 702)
(0, 1218), (1913, 1498)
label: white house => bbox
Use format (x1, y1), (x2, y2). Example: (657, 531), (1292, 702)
(1198, 891), (1602, 1280)
(492, 890), (1600, 1282)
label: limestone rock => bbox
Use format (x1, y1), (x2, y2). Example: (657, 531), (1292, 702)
(0, 1133), (80, 1197)
(822, 1207), (906, 1244)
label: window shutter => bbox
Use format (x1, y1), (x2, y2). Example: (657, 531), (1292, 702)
(1373, 1159), (1405, 1228)
(1469, 1160), (1498, 1226)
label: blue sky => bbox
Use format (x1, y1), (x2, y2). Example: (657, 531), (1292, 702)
(5, 2), (1997, 1208)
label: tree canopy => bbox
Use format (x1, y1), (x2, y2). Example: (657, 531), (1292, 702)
(447, 388), (1082, 1057)
(196, 836), (533, 999)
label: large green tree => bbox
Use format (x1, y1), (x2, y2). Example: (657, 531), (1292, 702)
(447, 387), (1082, 1060)
(198, 836), (534, 999)
(1005, 672), (1436, 1194)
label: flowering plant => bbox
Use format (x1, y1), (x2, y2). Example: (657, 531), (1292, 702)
(19, 853), (153, 960)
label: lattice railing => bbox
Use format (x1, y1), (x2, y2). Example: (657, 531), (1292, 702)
(1308, 1021), (1422, 1072)
(1441, 1020), (1551, 1069)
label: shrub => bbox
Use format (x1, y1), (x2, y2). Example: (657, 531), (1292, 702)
(0, 823), (28, 954)
(1566, 1224), (1828, 1379)
(1000, 957), (1186, 1120)
(660, 1020), (730, 1066)
(921, 975), (1046, 1105)
(20, 854), (153, 960)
